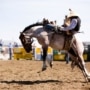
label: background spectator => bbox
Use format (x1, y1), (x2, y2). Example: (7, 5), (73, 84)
(13, 42), (18, 47)
(8, 43), (13, 60)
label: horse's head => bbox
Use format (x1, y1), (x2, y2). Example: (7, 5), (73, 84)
(19, 22), (44, 53)
(19, 32), (33, 53)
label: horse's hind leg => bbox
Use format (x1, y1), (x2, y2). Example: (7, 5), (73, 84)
(77, 54), (90, 81)
(68, 48), (78, 69)
(69, 53), (78, 69)
(72, 41), (90, 81)
(70, 49), (90, 81)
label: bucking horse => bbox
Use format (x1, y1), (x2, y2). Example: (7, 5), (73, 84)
(19, 20), (90, 82)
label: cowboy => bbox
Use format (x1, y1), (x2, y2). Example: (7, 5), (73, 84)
(60, 9), (81, 35)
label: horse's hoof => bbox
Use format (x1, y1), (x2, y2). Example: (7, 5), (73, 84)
(87, 76), (90, 82)
(42, 67), (47, 71)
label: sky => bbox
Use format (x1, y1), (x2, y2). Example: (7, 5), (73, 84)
(0, 0), (90, 45)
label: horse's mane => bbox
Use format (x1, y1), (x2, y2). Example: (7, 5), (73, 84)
(23, 22), (43, 32)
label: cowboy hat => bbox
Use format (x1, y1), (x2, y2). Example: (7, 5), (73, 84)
(67, 9), (79, 18)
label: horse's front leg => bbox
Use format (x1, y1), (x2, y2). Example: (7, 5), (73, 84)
(42, 46), (48, 71)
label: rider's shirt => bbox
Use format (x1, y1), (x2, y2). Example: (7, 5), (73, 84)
(60, 17), (81, 32)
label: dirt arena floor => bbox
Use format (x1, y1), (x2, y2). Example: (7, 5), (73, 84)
(0, 60), (90, 90)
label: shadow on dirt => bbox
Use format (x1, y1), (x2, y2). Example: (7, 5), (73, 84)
(0, 80), (62, 85)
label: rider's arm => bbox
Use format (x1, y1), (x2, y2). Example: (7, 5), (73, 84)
(60, 19), (77, 31)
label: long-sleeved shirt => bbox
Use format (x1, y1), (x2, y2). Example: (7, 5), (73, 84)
(60, 19), (77, 31)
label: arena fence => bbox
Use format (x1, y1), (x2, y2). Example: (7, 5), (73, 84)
(13, 46), (90, 61)
(13, 47), (32, 60)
